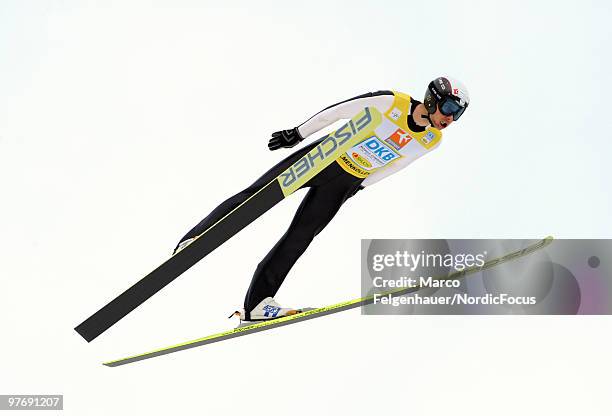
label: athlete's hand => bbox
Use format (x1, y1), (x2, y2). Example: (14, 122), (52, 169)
(268, 127), (304, 151)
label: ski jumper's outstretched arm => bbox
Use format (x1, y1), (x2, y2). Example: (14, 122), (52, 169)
(297, 91), (395, 138)
(269, 91), (395, 151)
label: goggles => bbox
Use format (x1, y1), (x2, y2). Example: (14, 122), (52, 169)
(438, 98), (467, 121)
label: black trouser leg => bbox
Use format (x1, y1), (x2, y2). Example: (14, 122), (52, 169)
(173, 141), (321, 253)
(243, 163), (363, 313)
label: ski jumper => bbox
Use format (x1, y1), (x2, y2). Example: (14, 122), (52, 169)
(175, 90), (443, 315)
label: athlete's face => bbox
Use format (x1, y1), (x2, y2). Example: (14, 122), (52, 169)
(430, 108), (454, 130)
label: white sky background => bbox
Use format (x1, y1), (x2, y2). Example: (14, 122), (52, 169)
(1, 1), (611, 415)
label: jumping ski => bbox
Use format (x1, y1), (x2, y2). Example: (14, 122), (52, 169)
(74, 107), (384, 342)
(103, 236), (553, 367)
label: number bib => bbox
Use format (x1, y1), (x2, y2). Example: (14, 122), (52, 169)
(336, 92), (442, 178)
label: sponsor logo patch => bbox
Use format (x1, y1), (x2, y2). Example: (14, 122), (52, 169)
(389, 107), (402, 121)
(362, 137), (398, 164)
(337, 155), (370, 178)
(385, 128), (412, 151)
(422, 130), (436, 144)
(351, 152), (372, 168)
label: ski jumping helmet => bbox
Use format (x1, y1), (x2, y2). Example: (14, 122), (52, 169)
(424, 76), (470, 121)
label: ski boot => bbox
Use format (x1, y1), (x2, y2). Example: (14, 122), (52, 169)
(230, 297), (313, 328)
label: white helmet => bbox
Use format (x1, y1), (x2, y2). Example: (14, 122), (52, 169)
(424, 76), (470, 121)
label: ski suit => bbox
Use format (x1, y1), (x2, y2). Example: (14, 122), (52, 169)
(176, 90), (442, 315)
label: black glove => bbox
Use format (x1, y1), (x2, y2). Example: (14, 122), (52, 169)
(268, 127), (304, 151)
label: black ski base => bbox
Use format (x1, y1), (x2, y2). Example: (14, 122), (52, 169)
(75, 182), (285, 342)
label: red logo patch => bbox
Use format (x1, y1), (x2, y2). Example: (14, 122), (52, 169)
(388, 129), (412, 149)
